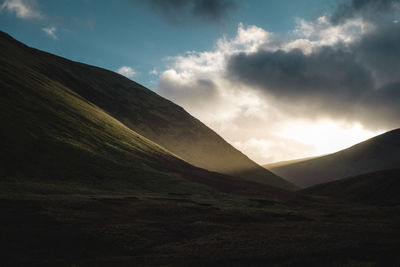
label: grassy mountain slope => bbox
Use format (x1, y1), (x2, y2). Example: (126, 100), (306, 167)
(268, 129), (400, 188)
(304, 168), (400, 206)
(0, 31), (293, 198)
(0, 31), (295, 190)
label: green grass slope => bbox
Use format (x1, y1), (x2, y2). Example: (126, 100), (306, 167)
(0, 31), (295, 190)
(304, 168), (400, 206)
(0, 31), (295, 198)
(269, 129), (400, 188)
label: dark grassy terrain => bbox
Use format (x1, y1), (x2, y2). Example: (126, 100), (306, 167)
(1, 31), (400, 266)
(268, 129), (400, 188)
(304, 168), (400, 206)
(0, 31), (295, 190)
(1, 191), (400, 266)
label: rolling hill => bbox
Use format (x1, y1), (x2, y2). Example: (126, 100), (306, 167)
(267, 129), (400, 188)
(0, 31), (296, 198)
(304, 168), (400, 206)
(0, 31), (295, 190)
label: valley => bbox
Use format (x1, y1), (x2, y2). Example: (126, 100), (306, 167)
(1, 30), (399, 266)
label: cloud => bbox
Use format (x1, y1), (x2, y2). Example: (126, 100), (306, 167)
(354, 22), (400, 86)
(224, 11), (400, 128)
(291, 15), (372, 51)
(356, 82), (400, 129)
(226, 21), (400, 129)
(116, 66), (136, 78)
(42, 26), (57, 40)
(137, 0), (237, 26)
(149, 68), (159, 75)
(158, 70), (220, 111)
(226, 46), (374, 120)
(156, 4), (400, 163)
(228, 47), (372, 98)
(330, 0), (400, 24)
(0, 0), (41, 19)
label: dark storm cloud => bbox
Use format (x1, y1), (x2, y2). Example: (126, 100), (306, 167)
(330, 0), (400, 24)
(355, 23), (400, 85)
(357, 83), (400, 128)
(227, 46), (373, 120)
(137, 0), (236, 26)
(227, 47), (372, 102)
(226, 21), (400, 129)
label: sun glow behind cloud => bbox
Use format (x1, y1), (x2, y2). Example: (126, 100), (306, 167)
(276, 120), (383, 156)
(156, 15), (395, 164)
(230, 116), (383, 164)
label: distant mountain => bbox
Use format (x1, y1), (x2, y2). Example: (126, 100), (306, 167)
(0, 31), (294, 190)
(303, 169), (400, 206)
(267, 129), (400, 188)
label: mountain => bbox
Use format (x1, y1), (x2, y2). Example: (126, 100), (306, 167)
(267, 129), (400, 188)
(0, 31), (294, 191)
(0, 31), (296, 196)
(303, 168), (400, 206)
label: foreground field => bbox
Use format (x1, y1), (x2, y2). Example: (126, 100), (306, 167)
(1, 182), (399, 266)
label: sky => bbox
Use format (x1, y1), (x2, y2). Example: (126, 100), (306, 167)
(1, 0), (399, 164)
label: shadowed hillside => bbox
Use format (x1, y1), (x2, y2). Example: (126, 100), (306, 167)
(304, 168), (400, 206)
(0, 32), (295, 198)
(268, 129), (400, 188)
(0, 31), (295, 190)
